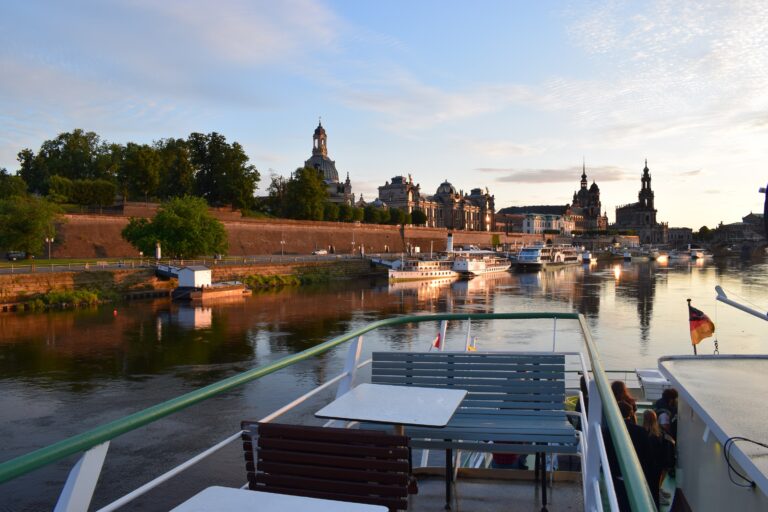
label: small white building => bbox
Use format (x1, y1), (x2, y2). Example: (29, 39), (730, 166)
(522, 213), (575, 235)
(178, 266), (212, 288)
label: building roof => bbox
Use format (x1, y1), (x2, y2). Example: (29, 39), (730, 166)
(181, 265), (211, 271)
(305, 154), (339, 183)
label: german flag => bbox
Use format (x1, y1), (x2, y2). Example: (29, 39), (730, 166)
(688, 302), (715, 345)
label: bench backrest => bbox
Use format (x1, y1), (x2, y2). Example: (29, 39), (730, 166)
(372, 352), (567, 414)
(241, 421), (410, 511)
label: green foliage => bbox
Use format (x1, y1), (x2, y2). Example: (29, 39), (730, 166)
(121, 196), (228, 258)
(243, 274), (301, 288)
(121, 143), (161, 202)
(491, 234), (501, 247)
(338, 203), (353, 222)
(156, 138), (195, 199)
(323, 202), (340, 221)
(411, 209), (427, 226)
(0, 196), (60, 255)
(364, 205), (383, 223)
(48, 175), (74, 202)
(0, 169), (27, 199)
(351, 207), (364, 222)
(695, 226), (713, 241)
(284, 167), (327, 220)
(188, 132), (260, 209)
(387, 208), (406, 225)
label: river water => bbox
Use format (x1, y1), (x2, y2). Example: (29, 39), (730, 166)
(1, 257), (767, 510)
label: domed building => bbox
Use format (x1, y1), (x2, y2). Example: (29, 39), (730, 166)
(377, 175), (495, 230)
(303, 121), (354, 205)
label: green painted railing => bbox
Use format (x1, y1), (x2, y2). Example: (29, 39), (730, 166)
(0, 312), (655, 511)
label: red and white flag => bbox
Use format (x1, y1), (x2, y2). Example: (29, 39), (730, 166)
(432, 333), (441, 349)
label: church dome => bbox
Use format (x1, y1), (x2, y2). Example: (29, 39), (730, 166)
(589, 182), (599, 192)
(314, 122), (326, 136)
(437, 181), (457, 196)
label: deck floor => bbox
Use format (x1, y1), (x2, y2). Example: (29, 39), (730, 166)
(409, 475), (584, 512)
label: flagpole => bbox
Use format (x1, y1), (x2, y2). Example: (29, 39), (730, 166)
(687, 299), (697, 356)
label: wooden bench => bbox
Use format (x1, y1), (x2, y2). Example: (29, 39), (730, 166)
(241, 421), (411, 512)
(371, 352), (580, 511)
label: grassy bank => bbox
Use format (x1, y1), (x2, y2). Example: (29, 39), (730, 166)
(21, 288), (119, 311)
(244, 268), (333, 289)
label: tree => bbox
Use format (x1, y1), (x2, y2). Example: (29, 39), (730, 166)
(696, 226), (713, 241)
(284, 167), (327, 220)
(156, 138), (194, 199)
(265, 173), (289, 217)
(121, 143), (161, 202)
(188, 132), (260, 209)
(0, 196), (60, 255)
(0, 169), (27, 199)
(48, 175), (74, 203)
(121, 196), (228, 258)
(323, 202), (339, 221)
(364, 205), (383, 223)
(351, 207), (364, 222)
(18, 148), (49, 194)
(411, 209), (427, 226)
(387, 208), (406, 225)
(338, 203), (353, 222)
(491, 234), (501, 247)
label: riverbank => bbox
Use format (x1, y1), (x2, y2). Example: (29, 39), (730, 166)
(0, 259), (383, 311)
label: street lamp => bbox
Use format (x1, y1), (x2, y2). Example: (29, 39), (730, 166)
(44, 237), (54, 260)
(280, 239), (286, 256)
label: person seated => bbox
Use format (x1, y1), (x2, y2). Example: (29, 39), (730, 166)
(605, 401), (651, 512)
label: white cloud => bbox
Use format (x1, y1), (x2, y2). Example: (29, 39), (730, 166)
(483, 165), (634, 184)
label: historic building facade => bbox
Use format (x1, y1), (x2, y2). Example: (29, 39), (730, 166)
(304, 121), (354, 205)
(377, 175), (495, 231)
(614, 160), (668, 244)
(570, 163), (608, 231)
(522, 213), (575, 235)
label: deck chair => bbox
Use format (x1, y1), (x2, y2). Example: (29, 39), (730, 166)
(241, 421), (411, 512)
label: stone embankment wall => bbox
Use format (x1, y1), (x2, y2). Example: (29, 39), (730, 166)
(0, 260), (380, 304)
(53, 213), (552, 259)
(0, 269), (171, 303)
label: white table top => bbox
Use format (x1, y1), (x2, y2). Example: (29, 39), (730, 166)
(315, 383), (467, 427)
(171, 486), (388, 511)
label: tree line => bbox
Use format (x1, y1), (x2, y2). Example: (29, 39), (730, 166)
(13, 129), (260, 209)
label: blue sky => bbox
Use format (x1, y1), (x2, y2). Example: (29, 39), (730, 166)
(1, 0), (766, 228)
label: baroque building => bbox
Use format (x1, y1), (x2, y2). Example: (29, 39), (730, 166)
(304, 121), (354, 205)
(570, 162), (608, 231)
(614, 160), (668, 244)
(377, 175), (495, 231)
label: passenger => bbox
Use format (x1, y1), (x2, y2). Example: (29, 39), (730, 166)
(642, 410), (676, 508)
(604, 401), (651, 512)
(654, 388), (679, 440)
(611, 381), (637, 422)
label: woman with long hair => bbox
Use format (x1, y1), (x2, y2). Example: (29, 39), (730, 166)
(642, 410), (675, 508)
(611, 380), (637, 421)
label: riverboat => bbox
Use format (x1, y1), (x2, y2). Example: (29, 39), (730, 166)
(515, 245), (581, 271)
(388, 258), (459, 282)
(452, 251), (511, 277)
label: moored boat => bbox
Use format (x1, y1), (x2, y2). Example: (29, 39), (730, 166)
(452, 250), (511, 277)
(388, 257), (459, 282)
(515, 244), (581, 271)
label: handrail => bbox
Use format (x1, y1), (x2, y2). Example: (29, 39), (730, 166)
(578, 315), (656, 511)
(0, 312), (655, 512)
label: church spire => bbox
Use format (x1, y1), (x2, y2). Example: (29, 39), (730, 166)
(312, 119), (327, 157)
(580, 158), (587, 189)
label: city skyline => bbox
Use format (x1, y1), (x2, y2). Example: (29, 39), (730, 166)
(2, 0), (766, 228)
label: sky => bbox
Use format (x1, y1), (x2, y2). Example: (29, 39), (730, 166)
(1, 0), (766, 228)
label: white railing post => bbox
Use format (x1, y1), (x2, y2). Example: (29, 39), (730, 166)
(336, 335), (363, 398)
(584, 379), (602, 512)
(54, 441), (110, 512)
(439, 320), (448, 352)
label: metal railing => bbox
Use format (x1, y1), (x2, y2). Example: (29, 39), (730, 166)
(0, 312), (655, 512)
